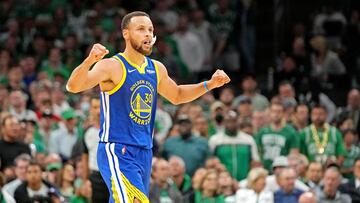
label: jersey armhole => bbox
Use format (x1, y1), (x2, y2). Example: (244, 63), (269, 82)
(107, 55), (127, 95)
(152, 59), (161, 87)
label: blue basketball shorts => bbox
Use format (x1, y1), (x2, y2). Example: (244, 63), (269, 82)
(97, 142), (152, 203)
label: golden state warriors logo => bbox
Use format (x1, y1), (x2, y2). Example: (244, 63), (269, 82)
(129, 80), (155, 125)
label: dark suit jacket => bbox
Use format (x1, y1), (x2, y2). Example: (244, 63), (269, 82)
(340, 180), (360, 203)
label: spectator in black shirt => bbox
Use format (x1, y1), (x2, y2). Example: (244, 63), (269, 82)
(0, 114), (31, 171)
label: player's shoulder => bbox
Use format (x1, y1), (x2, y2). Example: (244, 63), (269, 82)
(149, 59), (164, 68)
(149, 59), (167, 78)
(100, 57), (119, 65)
(95, 57), (122, 72)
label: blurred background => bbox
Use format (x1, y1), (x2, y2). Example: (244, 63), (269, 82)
(0, 0), (360, 202)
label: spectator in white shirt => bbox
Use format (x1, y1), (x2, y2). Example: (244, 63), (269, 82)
(173, 14), (205, 78)
(3, 154), (31, 197)
(236, 167), (273, 203)
(240, 156), (309, 192)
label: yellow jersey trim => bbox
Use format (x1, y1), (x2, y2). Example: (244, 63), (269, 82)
(119, 53), (147, 74)
(111, 178), (121, 203)
(108, 55), (127, 95)
(121, 173), (149, 203)
(152, 59), (161, 87)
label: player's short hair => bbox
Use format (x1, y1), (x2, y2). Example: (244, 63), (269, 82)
(121, 11), (150, 31)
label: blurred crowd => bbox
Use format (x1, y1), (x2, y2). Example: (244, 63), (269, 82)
(0, 0), (359, 203)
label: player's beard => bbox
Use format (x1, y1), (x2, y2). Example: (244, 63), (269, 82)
(130, 37), (152, 56)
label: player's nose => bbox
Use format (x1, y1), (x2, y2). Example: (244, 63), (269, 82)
(144, 30), (153, 38)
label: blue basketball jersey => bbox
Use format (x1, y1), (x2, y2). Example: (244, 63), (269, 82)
(99, 53), (159, 149)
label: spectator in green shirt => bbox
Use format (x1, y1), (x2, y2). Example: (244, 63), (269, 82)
(149, 158), (183, 203)
(299, 104), (346, 166)
(209, 110), (260, 180)
(255, 102), (300, 172)
(169, 156), (192, 196)
(193, 169), (225, 203)
(40, 47), (69, 80)
(341, 129), (360, 180)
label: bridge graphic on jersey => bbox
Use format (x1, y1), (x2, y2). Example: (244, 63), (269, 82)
(131, 93), (151, 117)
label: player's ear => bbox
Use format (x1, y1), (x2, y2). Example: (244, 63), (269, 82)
(123, 29), (129, 40)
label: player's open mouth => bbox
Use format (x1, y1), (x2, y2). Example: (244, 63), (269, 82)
(143, 40), (151, 45)
(143, 41), (151, 49)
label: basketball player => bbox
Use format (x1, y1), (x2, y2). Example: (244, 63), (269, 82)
(66, 11), (230, 203)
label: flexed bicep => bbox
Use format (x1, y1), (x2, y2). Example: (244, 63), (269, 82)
(67, 43), (113, 93)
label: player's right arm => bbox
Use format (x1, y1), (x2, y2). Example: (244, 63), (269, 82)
(66, 43), (112, 93)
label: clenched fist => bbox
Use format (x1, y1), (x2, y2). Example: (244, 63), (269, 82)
(87, 43), (109, 64)
(208, 69), (231, 89)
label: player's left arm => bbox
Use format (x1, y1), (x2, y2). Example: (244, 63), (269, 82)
(155, 60), (230, 105)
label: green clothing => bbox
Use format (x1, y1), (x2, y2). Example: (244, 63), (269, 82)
(209, 131), (260, 180)
(160, 189), (172, 203)
(50, 0), (67, 10)
(195, 190), (225, 203)
(176, 174), (192, 194)
(64, 49), (83, 71)
(0, 191), (6, 203)
(208, 3), (236, 40)
(299, 124), (346, 163)
(255, 125), (299, 171)
(163, 135), (209, 176)
(70, 196), (89, 203)
(40, 62), (70, 80)
(343, 145), (360, 179)
(164, 35), (189, 78)
(101, 17), (115, 33)
(34, 123), (61, 154)
(33, 126), (47, 153)
(208, 122), (224, 137)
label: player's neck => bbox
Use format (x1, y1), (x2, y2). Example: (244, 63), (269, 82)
(123, 48), (145, 67)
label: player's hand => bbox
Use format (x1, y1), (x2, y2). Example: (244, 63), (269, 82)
(208, 69), (231, 89)
(87, 43), (109, 64)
